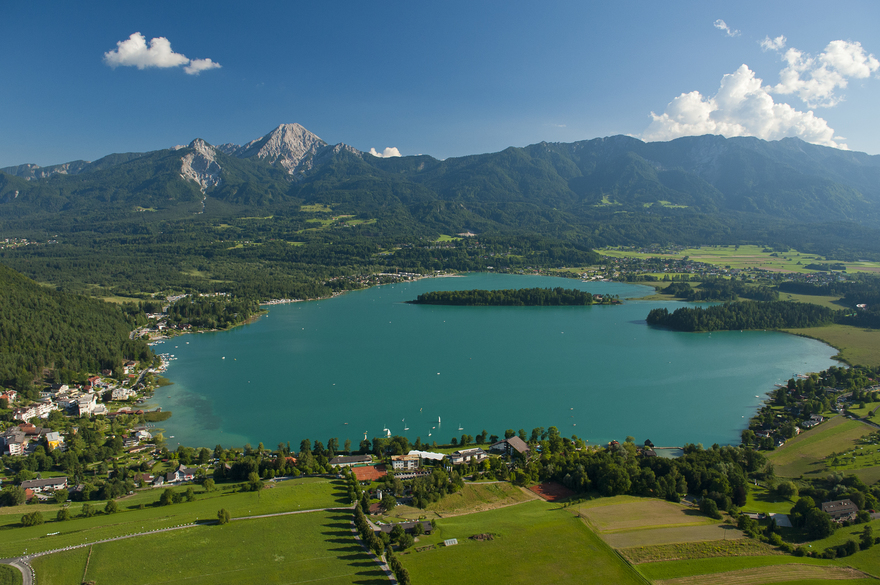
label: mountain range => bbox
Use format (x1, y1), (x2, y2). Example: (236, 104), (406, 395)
(3, 123), (880, 252)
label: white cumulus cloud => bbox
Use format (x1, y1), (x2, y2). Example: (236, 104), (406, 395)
(184, 58), (222, 75)
(760, 35), (786, 52)
(713, 19), (740, 38)
(767, 39), (878, 107)
(368, 147), (402, 158)
(104, 32), (221, 75)
(642, 64), (844, 148)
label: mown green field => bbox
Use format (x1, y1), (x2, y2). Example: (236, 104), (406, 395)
(0, 478), (347, 557)
(783, 325), (880, 367)
(766, 415), (875, 478)
(0, 565), (21, 585)
(32, 511), (384, 585)
(743, 484), (798, 515)
(400, 500), (643, 585)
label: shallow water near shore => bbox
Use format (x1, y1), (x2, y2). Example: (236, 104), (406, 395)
(156, 273), (838, 449)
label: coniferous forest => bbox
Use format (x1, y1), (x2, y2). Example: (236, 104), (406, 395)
(409, 287), (611, 306)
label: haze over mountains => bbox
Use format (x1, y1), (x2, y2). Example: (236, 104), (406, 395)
(3, 123), (880, 252)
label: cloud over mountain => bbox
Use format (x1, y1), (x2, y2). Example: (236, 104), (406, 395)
(642, 36), (878, 149)
(104, 32), (221, 75)
(767, 39), (879, 108)
(369, 147), (402, 158)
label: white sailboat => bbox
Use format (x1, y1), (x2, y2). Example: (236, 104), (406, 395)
(403, 418), (409, 431)
(458, 423), (463, 431)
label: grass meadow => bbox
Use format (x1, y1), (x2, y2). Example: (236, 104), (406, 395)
(32, 510), (386, 585)
(400, 500), (644, 585)
(742, 484), (798, 515)
(766, 415), (875, 478)
(0, 565), (21, 585)
(575, 496), (717, 533)
(783, 325), (880, 367)
(0, 477), (348, 558)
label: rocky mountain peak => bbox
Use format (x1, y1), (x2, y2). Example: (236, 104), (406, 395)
(234, 123), (328, 174)
(180, 138), (221, 191)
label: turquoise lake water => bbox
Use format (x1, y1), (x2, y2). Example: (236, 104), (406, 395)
(156, 274), (839, 450)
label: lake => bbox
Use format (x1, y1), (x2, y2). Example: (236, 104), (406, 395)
(156, 273), (838, 450)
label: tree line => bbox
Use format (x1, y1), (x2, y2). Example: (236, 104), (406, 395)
(646, 301), (836, 332)
(410, 287), (606, 306)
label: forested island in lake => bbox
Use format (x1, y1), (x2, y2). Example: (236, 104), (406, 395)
(408, 287), (618, 306)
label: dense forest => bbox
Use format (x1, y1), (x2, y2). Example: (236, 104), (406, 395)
(663, 279), (779, 302)
(164, 295), (261, 329)
(409, 287), (609, 306)
(646, 301), (836, 332)
(0, 264), (153, 394)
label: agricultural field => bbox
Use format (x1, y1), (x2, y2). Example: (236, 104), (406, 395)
(621, 538), (778, 564)
(31, 510), (384, 585)
(784, 325), (880, 367)
(636, 554), (869, 584)
(399, 500), (643, 585)
(575, 496), (718, 533)
(600, 245), (880, 275)
(300, 203), (333, 212)
(766, 415), (875, 478)
(0, 477), (348, 558)
(776, 292), (848, 311)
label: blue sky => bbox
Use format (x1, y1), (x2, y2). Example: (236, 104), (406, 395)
(2, 1), (879, 167)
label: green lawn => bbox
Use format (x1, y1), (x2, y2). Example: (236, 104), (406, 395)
(0, 565), (22, 585)
(847, 402), (880, 418)
(743, 484), (798, 515)
(33, 511), (385, 585)
(0, 478), (348, 557)
(400, 500), (644, 585)
(766, 415), (875, 478)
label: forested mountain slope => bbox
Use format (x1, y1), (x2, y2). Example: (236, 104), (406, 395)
(0, 264), (151, 392)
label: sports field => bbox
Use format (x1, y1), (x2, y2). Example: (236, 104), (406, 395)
(400, 500), (643, 585)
